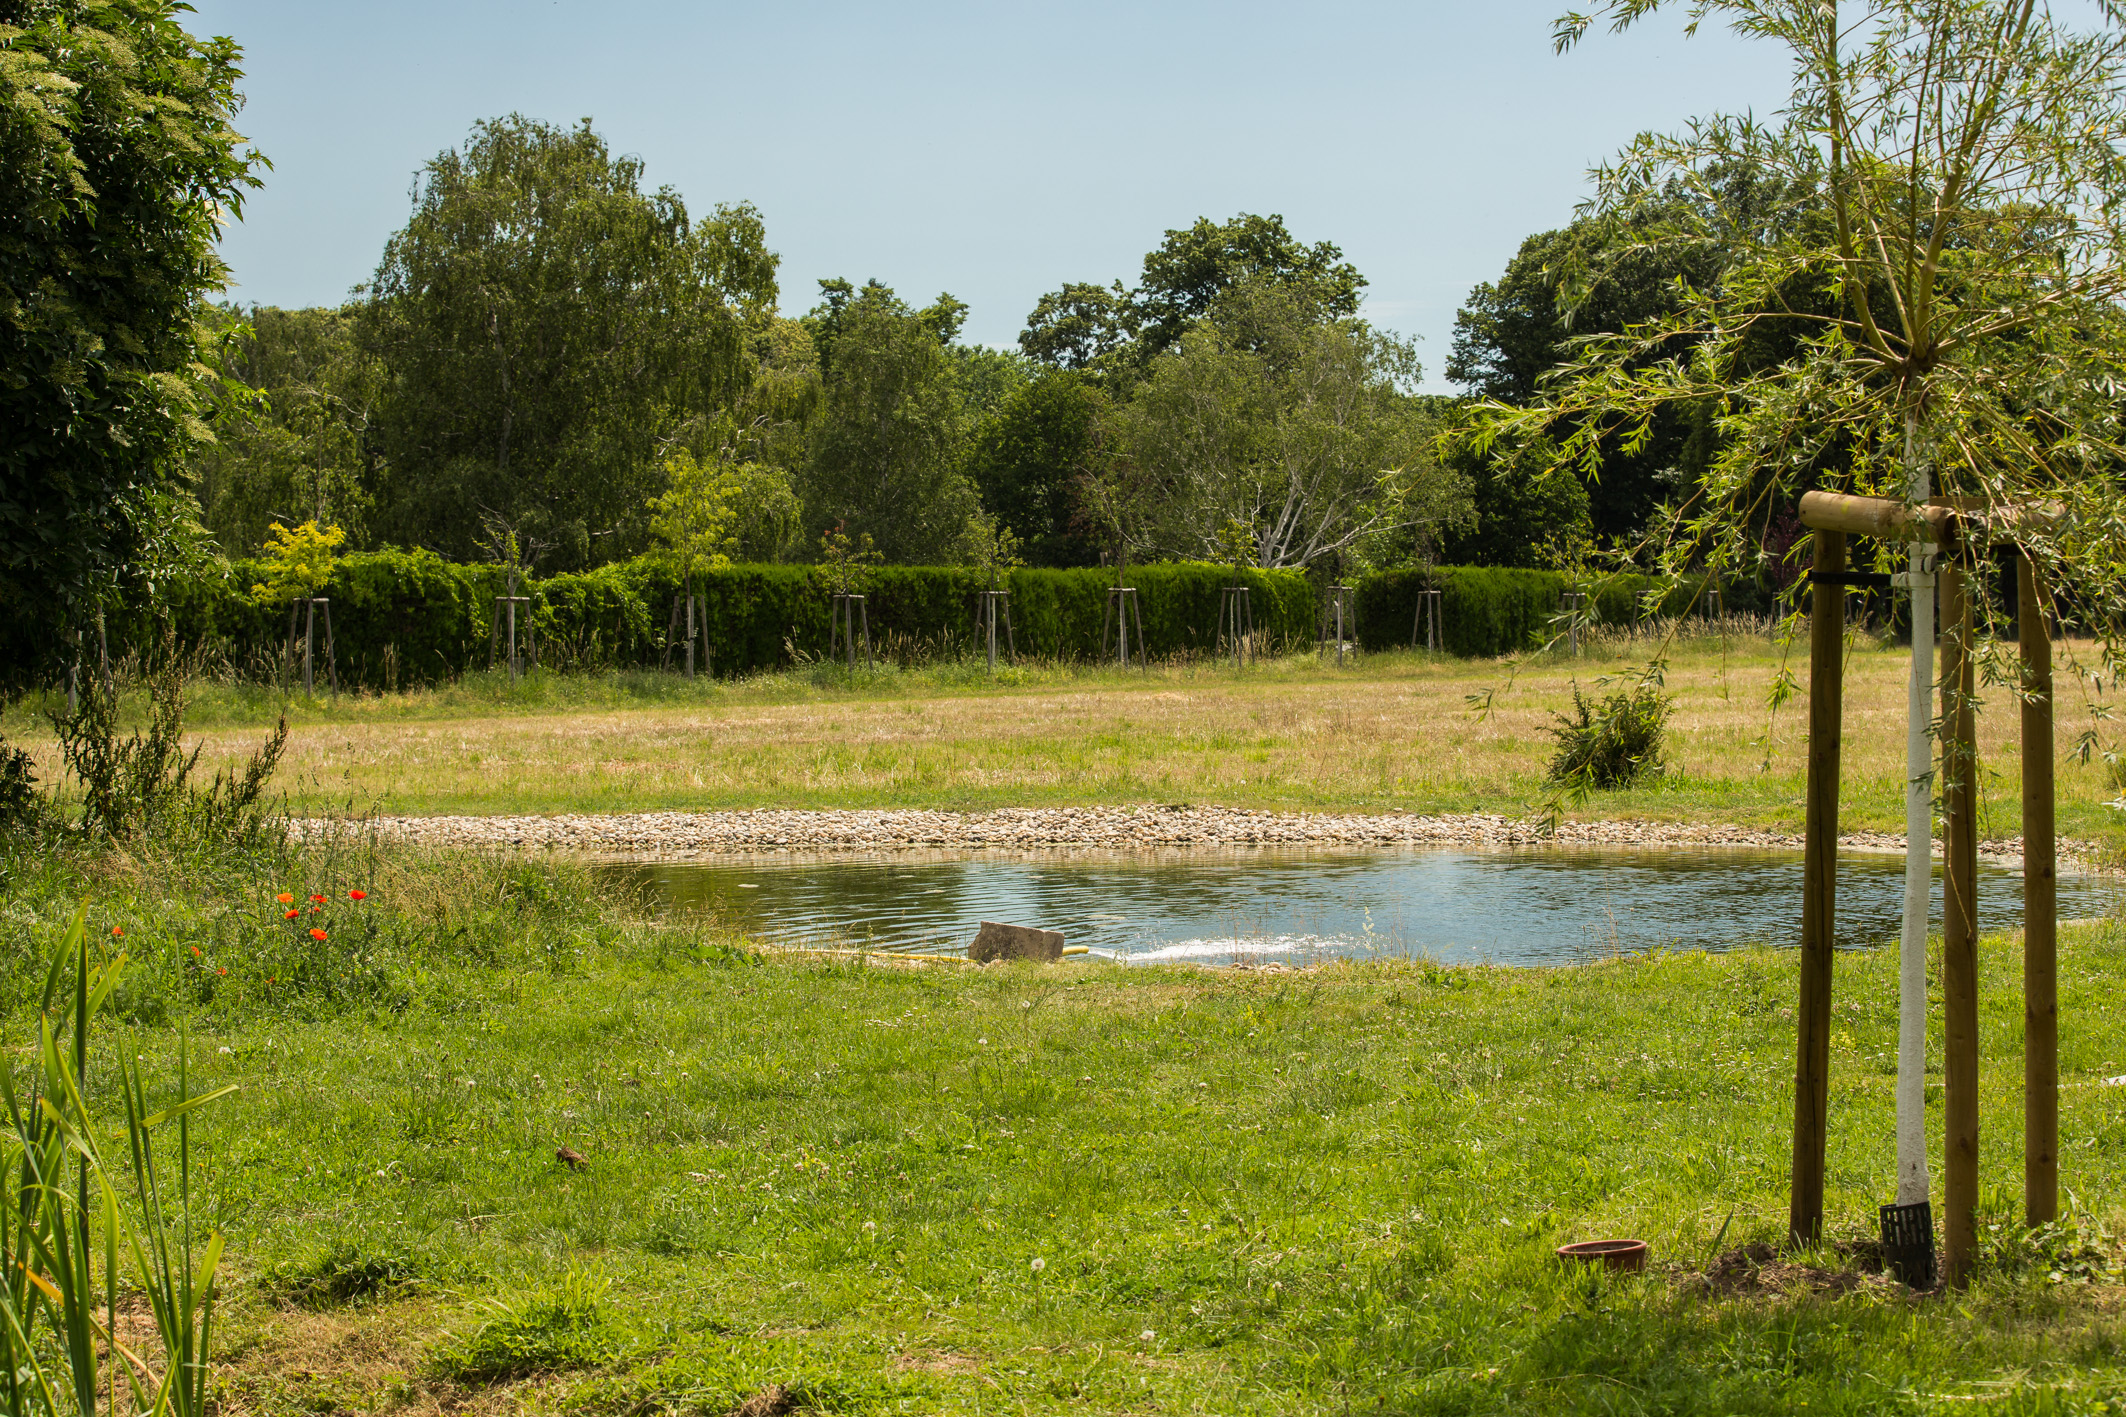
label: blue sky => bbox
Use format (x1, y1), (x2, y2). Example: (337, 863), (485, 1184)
(189, 0), (1791, 390)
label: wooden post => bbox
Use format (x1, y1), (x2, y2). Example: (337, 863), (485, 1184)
(1412, 588), (1441, 652)
(1104, 586), (1143, 670)
(1941, 561), (1980, 1286)
(317, 598), (338, 698)
(1561, 590), (1586, 657)
(303, 598), (316, 697)
(1791, 528), (1846, 1246)
(2019, 551), (2058, 1228)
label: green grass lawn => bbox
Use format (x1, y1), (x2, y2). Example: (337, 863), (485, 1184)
(8, 637), (2126, 843)
(5, 839), (2119, 1415)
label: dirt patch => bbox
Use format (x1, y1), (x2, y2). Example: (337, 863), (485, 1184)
(210, 1299), (515, 1417)
(729, 1385), (795, 1416)
(895, 1350), (979, 1375)
(1687, 1242), (1907, 1299)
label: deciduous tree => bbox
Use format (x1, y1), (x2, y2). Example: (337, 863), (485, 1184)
(0, 0), (262, 673)
(360, 115), (777, 569)
(801, 279), (978, 564)
(1112, 283), (1469, 569)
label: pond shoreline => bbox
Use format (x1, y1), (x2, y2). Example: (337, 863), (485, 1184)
(334, 806), (2090, 870)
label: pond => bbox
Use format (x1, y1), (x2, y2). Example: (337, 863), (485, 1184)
(602, 846), (2121, 968)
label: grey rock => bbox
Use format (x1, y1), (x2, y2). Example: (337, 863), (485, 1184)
(969, 920), (1065, 963)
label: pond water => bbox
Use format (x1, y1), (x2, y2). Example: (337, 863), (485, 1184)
(602, 847), (2120, 968)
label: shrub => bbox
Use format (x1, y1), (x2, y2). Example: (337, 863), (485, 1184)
(49, 646), (286, 844)
(1545, 682), (1671, 789)
(0, 737), (36, 834)
(267, 1240), (432, 1309)
(34, 556), (1324, 691)
(1352, 566), (1750, 659)
(434, 1269), (625, 1382)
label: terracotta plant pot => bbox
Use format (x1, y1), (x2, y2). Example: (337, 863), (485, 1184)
(1555, 1239), (1649, 1272)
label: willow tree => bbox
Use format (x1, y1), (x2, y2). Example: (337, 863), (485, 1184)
(1473, 0), (2126, 1281)
(1492, 0), (2126, 621)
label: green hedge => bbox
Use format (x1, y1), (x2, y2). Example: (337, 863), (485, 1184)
(84, 556), (1318, 689)
(3, 552), (1766, 693)
(1352, 568), (1733, 659)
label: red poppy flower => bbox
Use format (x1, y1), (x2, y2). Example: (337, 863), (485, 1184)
(310, 928), (328, 941)
(109, 926), (123, 938)
(276, 893), (295, 905)
(309, 894), (327, 904)
(284, 909), (299, 920)
(215, 967), (227, 976)
(348, 889), (367, 901)
(189, 945), (201, 957)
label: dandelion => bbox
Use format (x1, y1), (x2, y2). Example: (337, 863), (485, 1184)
(349, 889), (367, 901)
(1140, 1330), (1156, 1342)
(1030, 1257), (1045, 1273)
(310, 928), (328, 941)
(276, 893), (294, 905)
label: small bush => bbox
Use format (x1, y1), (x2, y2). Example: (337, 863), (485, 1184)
(50, 644), (286, 844)
(1545, 682), (1671, 789)
(267, 1241), (431, 1308)
(0, 736), (37, 833)
(434, 1269), (625, 1382)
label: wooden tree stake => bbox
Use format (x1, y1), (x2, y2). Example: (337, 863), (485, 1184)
(2019, 551), (2058, 1227)
(1791, 528), (1845, 1246)
(1941, 562), (1981, 1286)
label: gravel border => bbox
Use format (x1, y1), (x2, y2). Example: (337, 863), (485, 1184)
(337, 806), (2100, 869)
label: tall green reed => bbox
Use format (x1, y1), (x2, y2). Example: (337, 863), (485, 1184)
(0, 906), (232, 1416)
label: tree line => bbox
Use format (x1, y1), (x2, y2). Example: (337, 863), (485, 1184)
(189, 114), (1683, 585)
(29, 0), (2109, 677)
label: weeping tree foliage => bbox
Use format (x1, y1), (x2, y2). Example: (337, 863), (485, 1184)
(1470, 0), (2126, 739)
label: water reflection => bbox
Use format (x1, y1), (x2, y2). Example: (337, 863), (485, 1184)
(602, 847), (2119, 969)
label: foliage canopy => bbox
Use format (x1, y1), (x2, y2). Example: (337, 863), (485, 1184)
(360, 115), (778, 569)
(1474, 0), (2126, 657)
(0, 0), (262, 663)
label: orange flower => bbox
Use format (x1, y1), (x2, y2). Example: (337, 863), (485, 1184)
(109, 926), (123, 938)
(284, 909), (299, 920)
(309, 894), (327, 904)
(310, 928), (328, 941)
(276, 893), (294, 905)
(348, 889), (367, 901)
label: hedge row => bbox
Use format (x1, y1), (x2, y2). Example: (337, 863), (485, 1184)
(8, 551), (1767, 692)
(75, 552), (1319, 689)
(1350, 567), (1742, 659)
